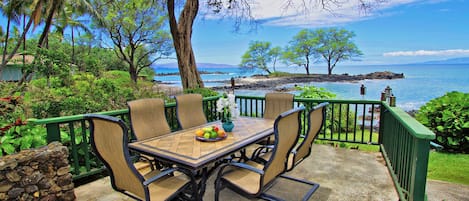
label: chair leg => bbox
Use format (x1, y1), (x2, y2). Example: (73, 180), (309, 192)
(279, 174), (320, 201)
(214, 176), (223, 201)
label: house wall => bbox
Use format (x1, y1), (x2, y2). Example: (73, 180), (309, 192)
(1, 65), (23, 81)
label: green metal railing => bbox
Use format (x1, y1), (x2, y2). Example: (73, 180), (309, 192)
(27, 95), (434, 201)
(379, 103), (435, 201)
(236, 95), (382, 145)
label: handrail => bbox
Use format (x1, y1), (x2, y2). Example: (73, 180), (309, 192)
(379, 103), (435, 201)
(381, 103), (435, 140)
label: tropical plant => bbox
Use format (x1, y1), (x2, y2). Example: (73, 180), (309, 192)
(416, 91), (469, 153)
(0, 96), (47, 156)
(295, 85), (356, 133)
(27, 71), (165, 118)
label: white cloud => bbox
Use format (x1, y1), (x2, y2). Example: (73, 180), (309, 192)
(201, 0), (420, 27)
(383, 49), (469, 56)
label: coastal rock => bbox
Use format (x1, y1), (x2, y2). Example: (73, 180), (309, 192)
(211, 71), (404, 91)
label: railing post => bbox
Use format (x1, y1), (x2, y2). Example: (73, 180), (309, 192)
(410, 139), (431, 201)
(46, 123), (61, 143)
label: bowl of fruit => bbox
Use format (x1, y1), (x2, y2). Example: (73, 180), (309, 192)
(195, 125), (226, 142)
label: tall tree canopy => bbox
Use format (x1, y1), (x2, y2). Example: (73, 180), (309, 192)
(315, 28), (362, 75)
(283, 29), (319, 75)
(94, 0), (173, 83)
(240, 41), (274, 74)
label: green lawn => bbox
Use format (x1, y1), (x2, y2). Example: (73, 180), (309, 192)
(427, 151), (469, 185)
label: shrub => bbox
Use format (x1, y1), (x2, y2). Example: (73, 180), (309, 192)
(28, 71), (164, 118)
(416, 91), (469, 153)
(295, 85), (356, 133)
(0, 96), (46, 156)
(183, 87), (219, 97)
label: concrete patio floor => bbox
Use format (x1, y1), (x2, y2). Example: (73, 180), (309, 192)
(74, 144), (469, 201)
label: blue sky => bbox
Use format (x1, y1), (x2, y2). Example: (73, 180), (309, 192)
(186, 0), (469, 66)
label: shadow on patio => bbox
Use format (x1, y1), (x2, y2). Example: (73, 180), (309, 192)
(75, 144), (397, 201)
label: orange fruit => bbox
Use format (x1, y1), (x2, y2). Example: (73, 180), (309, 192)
(195, 129), (204, 137)
(217, 130), (226, 138)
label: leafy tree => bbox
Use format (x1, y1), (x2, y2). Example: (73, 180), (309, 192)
(315, 28), (362, 75)
(283, 29), (319, 75)
(269, 46), (282, 72)
(240, 41), (273, 74)
(94, 0), (173, 84)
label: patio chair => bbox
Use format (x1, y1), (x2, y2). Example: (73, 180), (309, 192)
(287, 102), (328, 171)
(127, 98), (172, 169)
(263, 92), (294, 119)
(253, 102), (329, 170)
(256, 92), (295, 147)
(175, 93), (207, 129)
(127, 98), (171, 141)
(86, 114), (196, 201)
(250, 103), (328, 200)
(214, 106), (305, 201)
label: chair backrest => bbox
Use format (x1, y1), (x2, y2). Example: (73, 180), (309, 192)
(262, 106), (305, 185)
(289, 102), (328, 171)
(127, 98), (171, 141)
(263, 92), (294, 120)
(175, 94), (207, 129)
(86, 114), (146, 199)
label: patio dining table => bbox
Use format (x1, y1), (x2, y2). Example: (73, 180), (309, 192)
(128, 116), (275, 200)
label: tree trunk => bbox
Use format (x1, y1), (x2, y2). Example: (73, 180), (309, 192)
(305, 55), (310, 75)
(1, 14), (34, 71)
(129, 63), (138, 83)
(167, 0), (204, 90)
(37, 8), (56, 48)
(0, 18), (12, 77)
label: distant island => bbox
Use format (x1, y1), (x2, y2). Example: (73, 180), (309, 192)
(413, 57), (469, 65)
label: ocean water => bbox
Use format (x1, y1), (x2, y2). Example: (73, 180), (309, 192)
(153, 64), (469, 111)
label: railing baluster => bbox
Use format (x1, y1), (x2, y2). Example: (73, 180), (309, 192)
(81, 120), (91, 171)
(69, 122), (80, 175)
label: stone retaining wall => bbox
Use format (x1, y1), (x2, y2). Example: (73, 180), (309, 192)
(0, 142), (75, 200)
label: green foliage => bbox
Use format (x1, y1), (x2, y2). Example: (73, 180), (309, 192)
(315, 28), (362, 75)
(183, 88), (219, 97)
(93, 0), (173, 83)
(282, 29), (319, 74)
(28, 71), (164, 118)
(268, 71), (292, 77)
(416, 91), (469, 153)
(295, 85), (336, 99)
(296, 86), (356, 133)
(0, 96), (46, 156)
(240, 41), (274, 74)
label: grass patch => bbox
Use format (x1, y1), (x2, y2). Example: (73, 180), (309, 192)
(427, 151), (469, 185)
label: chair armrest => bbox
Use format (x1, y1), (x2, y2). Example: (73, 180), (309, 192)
(251, 145), (274, 159)
(143, 168), (177, 186)
(228, 162), (264, 175)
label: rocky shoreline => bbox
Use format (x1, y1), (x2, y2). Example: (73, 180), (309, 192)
(210, 71), (404, 91)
